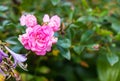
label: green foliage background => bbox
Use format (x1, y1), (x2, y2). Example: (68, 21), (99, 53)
(0, 0), (120, 81)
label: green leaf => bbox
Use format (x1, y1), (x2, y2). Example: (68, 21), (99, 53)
(66, 24), (78, 39)
(11, 46), (22, 53)
(66, 28), (75, 39)
(0, 26), (4, 31)
(80, 30), (93, 43)
(97, 55), (120, 81)
(0, 6), (8, 11)
(36, 76), (48, 81)
(58, 46), (71, 60)
(51, 0), (60, 6)
(106, 53), (119, 66)
(5, 36), (18, 45)
(2, 20), (10, 26)
(58, 38), (71, 48)
(81, 0), (88, 8)
(61, 2), (72, 6)
(21, 73), (34, 81)
(36, 66), (50, 74)
(100, 10), (108, 17)
(77, 16), (98, 23)
(115, 33), (120, 41)
(73, 45), (84, 55)
(97, 29), (113, 36)
(112, 22), (120, 32)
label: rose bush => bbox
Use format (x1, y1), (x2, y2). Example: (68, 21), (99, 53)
(0, 0), (120, 81)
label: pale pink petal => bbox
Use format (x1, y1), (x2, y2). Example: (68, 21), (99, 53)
(43, 14), (50, 22)
(49, 15), (61, 32)
(52, 37), (58, 44)
(51, 15), (60, 27)
(25, 14), (37, 27)
(19, 15), (26, 26)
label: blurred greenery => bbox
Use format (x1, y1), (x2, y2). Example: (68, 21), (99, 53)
(1, 0), (120, 81)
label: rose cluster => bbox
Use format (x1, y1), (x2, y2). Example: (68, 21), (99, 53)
(19, 14), (60, 55)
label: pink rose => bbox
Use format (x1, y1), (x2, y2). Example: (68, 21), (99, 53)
(43, 14), (50, 22)
(43, 14), (61, 32)
(19, 14), (60, 56)
(19, 14), (37, 27)
(19, 15), (26, 26)
(18, 27), (33, 50)
(19, 25), (55, 55)
(49, 15), (61, 32)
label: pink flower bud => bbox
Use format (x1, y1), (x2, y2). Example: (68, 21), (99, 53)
(19, 14), (37, 28)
